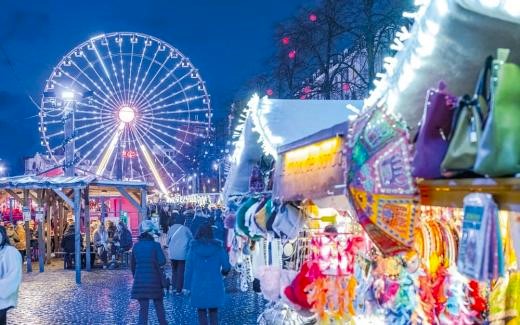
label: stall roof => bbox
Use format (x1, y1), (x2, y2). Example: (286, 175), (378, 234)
(0, 175), (150, 191)
(223, 96), (363, 199)
(364, 0), (520, 128)
(278, 122), (349, 154)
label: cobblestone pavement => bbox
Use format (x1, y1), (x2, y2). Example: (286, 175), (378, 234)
(8, 260), (265, 325)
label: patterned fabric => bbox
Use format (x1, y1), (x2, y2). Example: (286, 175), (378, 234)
(346, 107), (418, 255)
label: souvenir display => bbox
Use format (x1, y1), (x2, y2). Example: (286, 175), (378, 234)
(346, 106), (418, 256)
(413, 81), (457, 179)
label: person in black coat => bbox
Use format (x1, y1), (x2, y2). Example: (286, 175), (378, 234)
(131, 220), (167, 325)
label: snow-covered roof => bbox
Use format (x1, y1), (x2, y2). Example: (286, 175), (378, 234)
(223, 95), (363, 198)
(0, 175), (150, 190)
(365, 0), (520, 127)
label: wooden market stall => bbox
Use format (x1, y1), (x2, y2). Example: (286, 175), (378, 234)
(0, 175), (150, 284)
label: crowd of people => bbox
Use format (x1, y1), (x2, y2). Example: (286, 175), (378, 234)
(131, 205), (231, 325)
(0, 204), (232, 325)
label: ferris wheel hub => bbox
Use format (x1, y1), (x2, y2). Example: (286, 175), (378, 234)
(118, 105), (136, 123)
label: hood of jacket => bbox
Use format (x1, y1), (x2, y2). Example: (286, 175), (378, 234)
(190, 239), (222, 257)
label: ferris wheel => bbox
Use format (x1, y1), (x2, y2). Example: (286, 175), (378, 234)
(39, 32), (212, 193)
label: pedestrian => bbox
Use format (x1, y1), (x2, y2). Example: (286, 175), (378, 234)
(189, 208), (211, 238)
(61, 222), (81, 269)
(0, 225), (22, 325)
(114, 221), (133, 253)
(167, 211), (192, 294)
(5, 224), (19, 247)
(14, 222), (26, 262)
(131, 220), (167, 325)
(185, 224), (231, 325)
(93, 223), (109, 268)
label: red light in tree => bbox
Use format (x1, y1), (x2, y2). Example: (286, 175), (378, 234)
(266, 89), (273, 96)
(342, 83), (351, 92)
(309, 13), (317, 22)
(281, 37), (290, 45)
(300, 95), (307, 100)
(288, 50), (296, 59)
(303, 86), (311, 94)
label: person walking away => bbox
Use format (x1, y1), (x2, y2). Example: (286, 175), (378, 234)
(131, 220), (167, 325)
(185, 224), (231, 325)
(93, 223), (109, 268)
(0, 226), (22, 325)
(14, 222), (26, 262)
(189, 208), (211, 239)
(167, 212), (192, 294)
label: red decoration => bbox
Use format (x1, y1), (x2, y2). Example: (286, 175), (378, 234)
(281, 36), (290, 45)
(300, 95), (307, 100)
(309, 13), (317, 22)
(122, 150), (138, 158)
(303, 86), (311, 94)
(265, 89), (274, 96)
(288, 50), (296, 59)
(342, 83), (350, 92)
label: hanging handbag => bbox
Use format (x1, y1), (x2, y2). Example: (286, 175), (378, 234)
(412, 81), (457, 179)
(441, 56), (492, 176)
(474, 49), (520, 176)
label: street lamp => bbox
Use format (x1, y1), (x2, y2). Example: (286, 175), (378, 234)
(0, 165), (6, 177)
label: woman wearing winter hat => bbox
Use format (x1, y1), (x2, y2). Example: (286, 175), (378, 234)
(131, 220), (167, 325)
(0, 225), (22, 325)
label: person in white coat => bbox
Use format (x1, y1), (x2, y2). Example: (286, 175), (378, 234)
(0, 225), (22, 325)
(167, 212), (192, 294)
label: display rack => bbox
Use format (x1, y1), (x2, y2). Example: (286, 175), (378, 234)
(418, 177), (520, 211)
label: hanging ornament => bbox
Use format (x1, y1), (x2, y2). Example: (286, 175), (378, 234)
(342, 83), (351, 92)
(281, 36), (290, 45)
(288, 50), (296, 59)
(265, 89), (274, 96)
(309, 13), (317, 22)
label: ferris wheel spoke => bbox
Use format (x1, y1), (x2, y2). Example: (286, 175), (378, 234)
(74, 119), (112, 132)
(51, 78), (117, 111)
(102, 36), (125, 105)
(129, 44), (148, 105)
(81, 49), (123, 108)
(135, 61), (183, 108)
(140, 116), (203, 137)
(130, 45), (161, 107)
(94, 123), (125, 176)
(139, 118), (198, 147)
(151, 107), (210, 115)
(133, 126), (185, 178)
(132, 127), (170, 193)
(132, 53), (172, 108)
(140, 81), (201, 113)
(91, 41), (124, 105)
(117, 38), (128, 104)
(135, 122), (189, 158)
(67, 61), (121, 109)
(128, 129), (148, 181)
(76, 99), (114, 113)
(75, 122), (118, 169)
(126, 41), (136, 104)
(140, 69), (194, 107)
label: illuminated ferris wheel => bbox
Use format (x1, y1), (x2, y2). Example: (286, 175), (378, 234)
(39, 32), (212, 193)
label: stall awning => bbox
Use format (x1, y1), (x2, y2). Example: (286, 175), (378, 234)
(273, 122), (348, 207)
(0, 175), (96, 189)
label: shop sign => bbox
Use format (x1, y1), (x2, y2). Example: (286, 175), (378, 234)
(35, 207), (45, 222)
(22, 207), (30, 221)
(275, 136), (344, 201)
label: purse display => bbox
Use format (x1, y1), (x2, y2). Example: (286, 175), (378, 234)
(441, 56), (492, 176)
(474, 49), (520, 176)
(412, 81), (457, 179)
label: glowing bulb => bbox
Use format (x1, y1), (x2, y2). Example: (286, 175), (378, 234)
(504, 0), (520, 16)
(118, 106), (135, 123)
(479, 0), (500, 8)
(61, 91), (75, 100)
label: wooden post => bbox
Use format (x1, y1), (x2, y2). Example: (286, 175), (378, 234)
(53, 201), (59, 257)
(37, 190), (45, 272)
(74, 188), (81, 284)
(58, 201), (65, 250)
(46, 193), (52, 264)
(101, 197), (106, 224)
(23, 189), (32, 273)
(140, 188), (147, 223)
(84, 186), (91, 271)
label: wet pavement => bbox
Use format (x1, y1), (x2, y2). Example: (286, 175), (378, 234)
(8, 260), (265, 325)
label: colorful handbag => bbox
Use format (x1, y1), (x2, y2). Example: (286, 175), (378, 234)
(412, 81), (457, 179)
(441, 56), (492, 176)
(475, 49), (520, 176)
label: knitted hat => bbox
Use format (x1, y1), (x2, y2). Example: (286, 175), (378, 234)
(139, 220), (159, 235)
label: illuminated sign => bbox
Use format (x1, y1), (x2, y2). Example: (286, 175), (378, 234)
(283, 137), (341, 174)
(122, 150), (138, 159)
